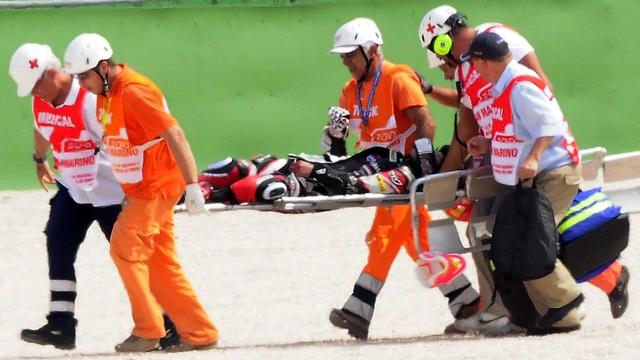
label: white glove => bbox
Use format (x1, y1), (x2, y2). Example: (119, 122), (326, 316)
(327, 106), (350, 139)
(184, 183), (207, 215)
(320, 125), (348, 156)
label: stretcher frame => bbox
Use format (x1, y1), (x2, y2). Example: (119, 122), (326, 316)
(176, 147), (639, 257)
(411, 146), (640, 257)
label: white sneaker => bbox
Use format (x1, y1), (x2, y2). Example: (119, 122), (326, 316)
(445, 312), (519, 336)
(576, 303), (587, 321)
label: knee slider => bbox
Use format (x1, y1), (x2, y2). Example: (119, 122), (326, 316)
(256, 175), (289, 202)
(231, 174), (290, 203)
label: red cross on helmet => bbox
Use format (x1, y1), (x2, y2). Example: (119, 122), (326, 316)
(418, 5), (462, 68)
(9, 43), (59, 97)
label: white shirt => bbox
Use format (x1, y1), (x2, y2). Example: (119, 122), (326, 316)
(492, 61), (572, 171)
(33, 78), (124, 207)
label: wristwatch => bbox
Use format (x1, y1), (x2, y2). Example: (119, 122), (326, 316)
(32, 152), (47, 164)
(424, 84), (434, 94)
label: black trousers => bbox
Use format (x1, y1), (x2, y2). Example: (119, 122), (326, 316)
(43, 182), (121, 319)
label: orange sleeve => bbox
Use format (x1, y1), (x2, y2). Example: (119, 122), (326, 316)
(338, 92), (347, 109)
(122, 83), (178, 142)
(338, 82), (350, 110)
(392, 72), (427, 111)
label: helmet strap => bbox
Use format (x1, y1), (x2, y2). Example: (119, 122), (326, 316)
(357, 45), (373, 83)
(92, 61), (111, 95)
(446, 52), (461, 67)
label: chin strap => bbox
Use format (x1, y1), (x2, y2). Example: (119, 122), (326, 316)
(93, 65), (111, 95)
(453, 111), (467, 147)
(357, 45), (372, 83)
(446, 52), (461, 68)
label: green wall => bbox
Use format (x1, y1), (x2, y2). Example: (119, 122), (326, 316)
(1, 0), (637, 189)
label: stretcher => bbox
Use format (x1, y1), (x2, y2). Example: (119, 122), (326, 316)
(175, 146), (638, 287)
(175, 146), (639, 256)
(174, 192), (425, 213)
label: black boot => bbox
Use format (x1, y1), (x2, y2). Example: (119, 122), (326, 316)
(330, 273), (382, 340)
(609, 265), (630, 319)
(21, 314), (76, 350)
(159, 314), (181, 349)
(329, 308), (370, 340)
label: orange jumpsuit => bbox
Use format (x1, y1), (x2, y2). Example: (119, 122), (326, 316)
(590, 261), (622, 293)
(100, 65), (217, 345)
(339, 61), (431, 281)
(333, 62), (479, 331)
(364, 205), (430, 280)
(332, 62), (479, 330)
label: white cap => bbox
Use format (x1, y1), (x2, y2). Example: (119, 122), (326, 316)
(9, 43), (55, 97)
(330, 17), (383, 54)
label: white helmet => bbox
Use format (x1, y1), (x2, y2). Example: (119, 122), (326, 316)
(418, 5), (465, 68)
(9, 43), (59, 97)
(418, 5), (459, 49)
(330, 17), (383, 54)
(426, 51), (445, 69)
(64, 33), (113, 75)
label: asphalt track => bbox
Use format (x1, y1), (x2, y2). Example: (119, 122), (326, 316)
(0, 189), (636, 359)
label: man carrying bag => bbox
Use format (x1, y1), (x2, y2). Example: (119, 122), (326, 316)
(464, 32), (584, 334)
(490, 180), (583, 332)
(492, 181), (559, 283)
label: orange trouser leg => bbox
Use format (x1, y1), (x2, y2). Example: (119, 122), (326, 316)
(362, 205), (430, 281)
(110, 196), (166, 339)
(110, 195), (217, 343)
(362, 206), (404, 281)
(148, 214), (218, 345)
(588, 260), (622, 294)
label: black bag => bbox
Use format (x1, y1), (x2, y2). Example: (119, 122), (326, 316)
(490, 269), (543, 329)
(480, 238), (543, 330)
(491, 181), (559, 281)
(561, 212), (630, 280)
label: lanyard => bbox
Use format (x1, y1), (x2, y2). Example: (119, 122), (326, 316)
(356, 63), (382, 126)
(100, 96), (112, 130)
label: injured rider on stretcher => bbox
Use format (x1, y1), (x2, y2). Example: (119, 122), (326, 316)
(187, 144), (448, 205)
